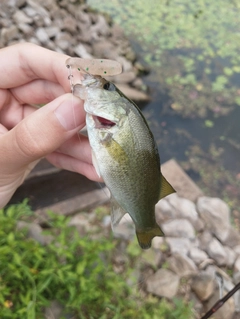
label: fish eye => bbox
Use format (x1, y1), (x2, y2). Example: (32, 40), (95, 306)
(103, 82), (110, 90)
(103, 82), (116, 91)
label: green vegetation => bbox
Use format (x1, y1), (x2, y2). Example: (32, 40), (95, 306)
(0, 201), (194, 319)
(88, 0), (240, 117)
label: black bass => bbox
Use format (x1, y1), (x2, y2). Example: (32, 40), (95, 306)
(72, 74), (175, 249)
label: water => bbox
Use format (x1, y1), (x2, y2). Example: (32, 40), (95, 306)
(87, 0), (240, 208)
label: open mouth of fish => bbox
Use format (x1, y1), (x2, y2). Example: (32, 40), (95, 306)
(92, 115), (116, 129)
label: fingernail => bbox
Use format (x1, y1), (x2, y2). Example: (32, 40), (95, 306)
(54, 96), (84, 130)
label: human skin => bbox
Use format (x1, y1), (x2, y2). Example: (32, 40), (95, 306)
(0, 42), (101, 208)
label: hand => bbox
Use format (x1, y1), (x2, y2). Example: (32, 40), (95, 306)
(0, 43), (101, 208)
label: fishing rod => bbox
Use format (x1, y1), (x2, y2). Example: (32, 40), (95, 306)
(200, 281), (240, 319)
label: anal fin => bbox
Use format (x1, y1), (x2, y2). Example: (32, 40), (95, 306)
(136, 224), (164, 250)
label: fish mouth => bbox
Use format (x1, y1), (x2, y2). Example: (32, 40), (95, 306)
(92, 115), (116, 129)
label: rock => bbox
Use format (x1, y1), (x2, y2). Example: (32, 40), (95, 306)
(90, 15), (110, 38)
(205, 290), (235, 319)
(223, 246), (236, 268)
(223, 228), (240, 248)
(116, 56), (133, 72)
(13, 10), (33, 24)
(166, 237), (191, 255)
(161, 159), (204, 202)
(18, 23), (33, 35)
(161, 219), (195, 239)
(233, 245), (240, 255)
(92, 40), (118, 59)
(55, 32), (73, 50)
(167, 193), (199, 224)
(110, 71), (136, 84)
(146, 269), (180, 298)
(74, 44), (93, 59)
(155, 198), (176, 223)
(141, 249), (162, 268)
(115, 84), (150, 102)
(63, 15), (78, 33)
(35, 27), (49, 43)
(112, 213), (135, 241)
(207, 238), (227, 266)
(197, 197), (230, 243)
(234, 256), (240, 273)
(189, 247), (209, 265)
(1, 25), (19, 44)
(167, 253), (198, 277)
(151, 236), (168, 251)
(44, 300), (65, 319)
(44, 26), (60, 38)
(198, 230), (213, 251)
(17, 221), (52, 245)
(191, 272), (215, 301)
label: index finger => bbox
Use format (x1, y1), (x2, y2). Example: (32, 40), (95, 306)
(0, 43), (71, 92)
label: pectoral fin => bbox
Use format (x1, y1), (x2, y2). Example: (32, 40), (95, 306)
(91, 150), (101, 178)
(159, 174), (175, 200)
(136, 224), (164, 250)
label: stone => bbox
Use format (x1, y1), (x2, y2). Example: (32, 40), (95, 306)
(151, 236), (168, 251)
(205, 290), (235, 319)
(13, 10), (33, 24)
(197, 196), (230, 243)
(223, 228), (240, 248)
(114, 84), (150, 102)
(92, 40), (118, 59)
(35, 27), (49, 43)
(44, 26), (60, 38)
(166, 237), (191, 255)
(111, 71), (136, 84)
(17, 221), (52, 245)
(55, 32), (73, 50)
(155, 198), (176, 223)
(18, 23), (33, 35)
(198, 230), (213, 251)
(161, 219), (195, 239)
(167, 253), (197, 277)
(62, 16), (77, 33)
(161, 159), (204, 202)
(74, 44), (93, 59)
(1, 25), (19, 44)
(233, 245), (240, 255)
(90, 15), (110, 38)
(189, 247), (209, 265)
(234, 256), (240, 273)
(116, 56), (133, 72)
(146, 269), (180, 298)
(223, 246), (236, 268)
(112, 213), (135, 241)
(167, 193), (199, 224)
(207, 238), (227, 266)
(191, 272), (215, 301)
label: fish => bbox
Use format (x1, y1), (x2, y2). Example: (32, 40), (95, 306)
(72, 74), (175, 249)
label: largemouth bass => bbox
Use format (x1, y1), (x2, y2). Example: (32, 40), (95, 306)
(73, 74), (175, 249)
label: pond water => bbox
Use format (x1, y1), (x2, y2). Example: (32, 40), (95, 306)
(87, 0), (240, 211)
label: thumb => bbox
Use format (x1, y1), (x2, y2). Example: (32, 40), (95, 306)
(0, 93), (85, 173)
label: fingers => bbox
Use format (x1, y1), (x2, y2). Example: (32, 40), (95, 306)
(0, 43), (70, 91)
(0, 94), (85, 174)
(46, 152), (102, 182)
(10, 79), (66, 105)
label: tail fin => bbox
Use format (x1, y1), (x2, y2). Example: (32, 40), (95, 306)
(136, 225), (164, 250)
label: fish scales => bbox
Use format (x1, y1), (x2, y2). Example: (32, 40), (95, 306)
(73, 74), (175, 249)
